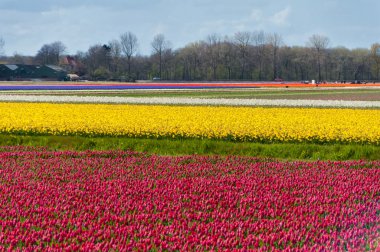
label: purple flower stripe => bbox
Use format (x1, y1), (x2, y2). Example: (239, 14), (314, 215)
(0, 85), (259, 90)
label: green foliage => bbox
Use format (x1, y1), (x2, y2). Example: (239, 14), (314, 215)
(92, 67), (111, 80)
(0, 135), (379, 161)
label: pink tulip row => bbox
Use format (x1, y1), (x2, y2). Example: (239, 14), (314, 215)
(0, 147), (379, 250)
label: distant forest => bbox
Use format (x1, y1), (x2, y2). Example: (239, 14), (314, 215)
(1, 32), (380, 82)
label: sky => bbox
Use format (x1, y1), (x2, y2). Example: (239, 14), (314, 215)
(0, 0), (379, 56)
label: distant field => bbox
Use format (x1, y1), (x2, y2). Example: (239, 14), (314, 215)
(1, 82), (379, 158)
(2, 87), (380, 101)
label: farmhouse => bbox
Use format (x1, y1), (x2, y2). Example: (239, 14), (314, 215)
(0, 64), (67, 81)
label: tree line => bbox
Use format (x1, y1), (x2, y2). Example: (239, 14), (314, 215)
(1, 32), (380, 82)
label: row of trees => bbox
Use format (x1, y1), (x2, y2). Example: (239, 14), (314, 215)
(1, 33), (380, 82)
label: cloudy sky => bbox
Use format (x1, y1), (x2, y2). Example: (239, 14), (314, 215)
(0, 0), (379, 56)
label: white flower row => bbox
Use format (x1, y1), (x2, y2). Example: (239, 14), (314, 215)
(0, 94), (379, 108)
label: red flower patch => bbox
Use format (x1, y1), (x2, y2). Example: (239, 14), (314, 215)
(0, 148), (379, 250)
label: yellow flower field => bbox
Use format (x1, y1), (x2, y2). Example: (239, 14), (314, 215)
(1, 102), (379, 144)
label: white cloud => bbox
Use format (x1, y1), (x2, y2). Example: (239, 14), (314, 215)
(270, 7), (291, 26)
(250, 8), (263, 22)
(152, 24), (168, 36)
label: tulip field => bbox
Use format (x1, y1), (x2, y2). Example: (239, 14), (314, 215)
(0, 85), (379, 250)
(0, 147), (379, 250)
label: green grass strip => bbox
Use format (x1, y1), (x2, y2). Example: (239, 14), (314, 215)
(1, 135), (379, 161)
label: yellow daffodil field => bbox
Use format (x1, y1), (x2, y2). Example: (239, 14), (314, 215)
(1, 102), (379, 144)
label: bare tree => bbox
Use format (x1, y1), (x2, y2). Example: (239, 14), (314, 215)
(308, 34), (330, 81)
(206, 33), (222, 80)
(220, 36), (235, 80)
(109, 40), (122, 58)
(234, 31), (251, 79)
(120, 32), (138, 76)
(178, 41), (206, 80)
(108, 40), (122, 74)
(151, 33), (170, 79)
(370, 43), (380, 80)
(35, 45), (51, 64)
(348, 48), (368, 81)
(332, 46), (350, 81)
(83, 44), (111, 78)
(267, 33), (283, 80)
(51, 41), (66, 64)
(252, 31), (266, 80)
(35, 41), (66, 65)
(292, 46), (312, 81)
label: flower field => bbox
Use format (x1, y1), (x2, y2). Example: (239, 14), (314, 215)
(1, 94), (380, 108)
(1, 81), (380, 90)
(1, 102), (379, 144)
(1, 87), (379, 250)
(0, 147), (378, 250)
